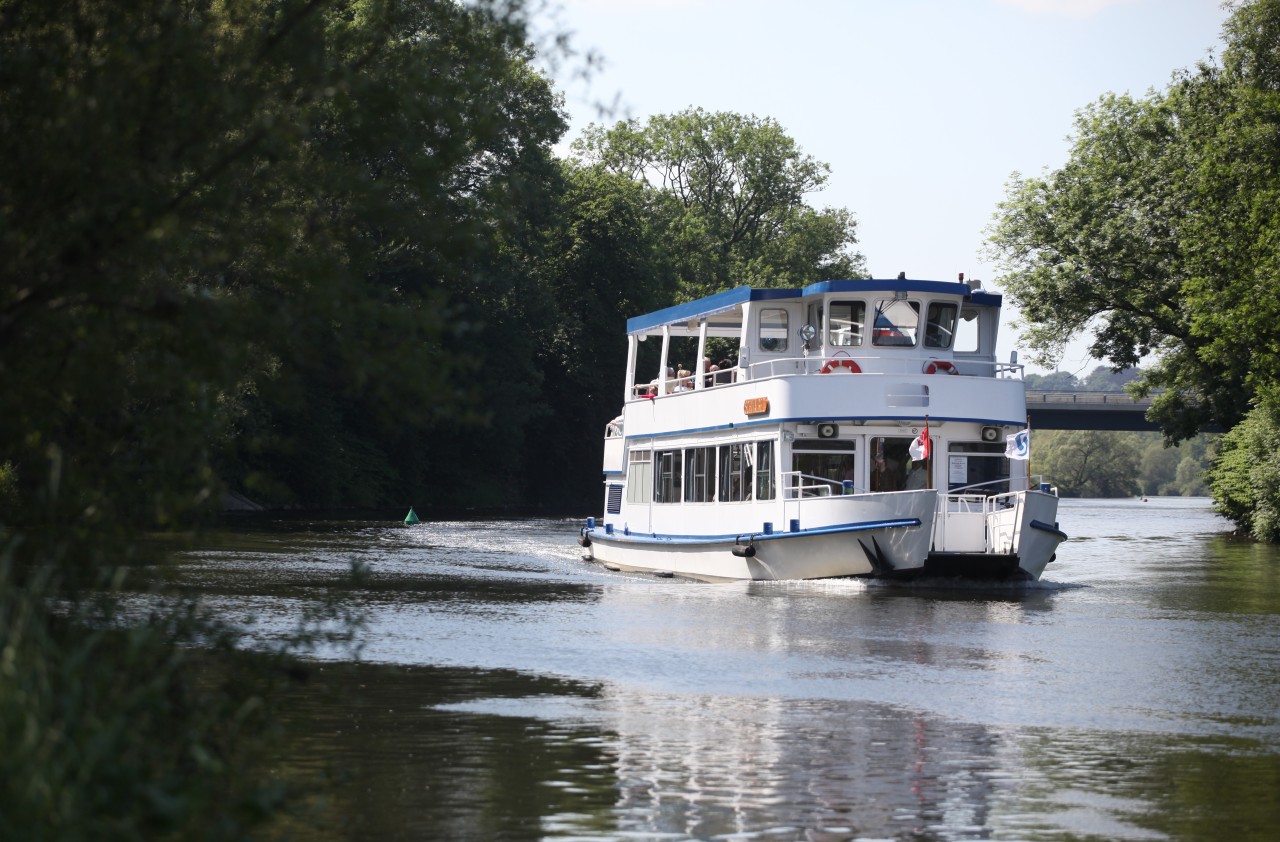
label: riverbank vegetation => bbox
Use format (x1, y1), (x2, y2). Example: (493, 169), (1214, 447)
(3, 0), (1278, 835)
(0, 0), (577, 836)
(989, 0), (1280, 538)
(1024, 368), (1217, 499)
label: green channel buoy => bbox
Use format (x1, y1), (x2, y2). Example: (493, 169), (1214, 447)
(404, 506), (420, 525)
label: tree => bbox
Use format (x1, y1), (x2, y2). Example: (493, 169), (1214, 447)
(1140, 436), (1181, 495)
(1024, 371), (1083, 391)
(986, 89), (1237, 441)
(1209, 403), (1280, 539)
(985, 0), (1280, 441)
(1036, 430), (1142, 498)
(1082, 366), (1140, 393)
(516, 161), (676, 509)
(986, 0), (1280, 536)
(572, 107), (866, 299)
(0, 0), (570, 834)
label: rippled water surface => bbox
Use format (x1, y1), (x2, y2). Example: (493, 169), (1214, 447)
(181, 498), (1280, 840)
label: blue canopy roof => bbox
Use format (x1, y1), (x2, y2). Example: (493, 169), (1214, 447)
(625, 279), (1002, 335)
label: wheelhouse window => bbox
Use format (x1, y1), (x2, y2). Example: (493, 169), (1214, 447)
(654, 450), (682, 503)
(955, 306), (980, 353)
(626, 450), (653, 504)
(758, 309), (789, 352)
(924, 303), (958, 349)
(946, 441), (1009, 494)
(872, 300), (919, 347)
(827, 301), (865, 347)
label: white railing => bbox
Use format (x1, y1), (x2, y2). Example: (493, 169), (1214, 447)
(781, 471), (865, 499)
(934, 477), (1047, 554)
(628, 355), (1021, 401)
(780, 470), (865, 531)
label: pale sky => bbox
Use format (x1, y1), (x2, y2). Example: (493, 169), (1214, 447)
(543, 0), (1231, 374)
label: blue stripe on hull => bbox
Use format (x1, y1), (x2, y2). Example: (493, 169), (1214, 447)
(588, 517), (921, 546)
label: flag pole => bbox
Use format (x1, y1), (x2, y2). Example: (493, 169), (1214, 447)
(926, 414), (932, 490)
(1026, 414), (1032, 487)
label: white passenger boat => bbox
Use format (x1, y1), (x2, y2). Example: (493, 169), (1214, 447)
(578, 277), (1066, 581)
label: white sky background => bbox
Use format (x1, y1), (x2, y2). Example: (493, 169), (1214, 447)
(541, 0), (1231, 375)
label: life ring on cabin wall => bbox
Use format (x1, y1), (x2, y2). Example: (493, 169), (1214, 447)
(923, 359), (958, 375)
(820, 358), (862, 374)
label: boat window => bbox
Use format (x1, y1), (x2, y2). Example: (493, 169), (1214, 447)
(758, 308), (789, 353)
(954, 306), (980, 353)
(924, 303), (957, 349)
(827, 301), (865, 347)
(790, 442), (856, 497)
(869, 436), (931, 491)
(626, 450), (652, 504)
(683, 447), (715, 503)
(946, 441), (1009, 494)
(755, 440), (775, 501)
(654, 450), (682, 504)
(717, 443), (753, 502)
(872, 300), (919, 347)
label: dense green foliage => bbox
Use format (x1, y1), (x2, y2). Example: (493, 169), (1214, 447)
(573, 107), (867, 300)
(1029, 428), (1214, 498)
(1208, 403), (1280, 540)
(1025, 368), (1215, 498)
(989, 0), (1280, 536)
(0, 0), (566, 836)
(0, 0), (874, 833)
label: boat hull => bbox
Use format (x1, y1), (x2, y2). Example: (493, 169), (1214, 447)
(925, 490), (1066, 581)
(584, 490), (937, 582)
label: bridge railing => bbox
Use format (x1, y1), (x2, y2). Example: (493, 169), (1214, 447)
(1025, 390), (1153, 409)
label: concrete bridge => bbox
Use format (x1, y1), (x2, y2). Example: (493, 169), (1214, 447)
(1025, 390), (1158, 431)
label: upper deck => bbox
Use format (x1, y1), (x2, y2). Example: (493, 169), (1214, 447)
(620, 278), (1022, 436)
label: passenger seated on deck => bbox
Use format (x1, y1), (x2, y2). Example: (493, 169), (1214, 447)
(715, 359), (734, 384)
(649, 367), (674, 396)
(676, 367), (692, 391)
(660, 366), (676, 394)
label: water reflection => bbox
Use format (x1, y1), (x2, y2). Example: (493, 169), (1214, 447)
(266, 665), (1280, 841)
(176, 503), (1280, 840)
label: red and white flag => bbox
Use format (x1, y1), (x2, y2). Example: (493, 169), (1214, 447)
(909, 421), (931, 462)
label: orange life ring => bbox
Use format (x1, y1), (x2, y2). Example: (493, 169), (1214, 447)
(820, 358), (862, 374)
(923, 359), (958, 375)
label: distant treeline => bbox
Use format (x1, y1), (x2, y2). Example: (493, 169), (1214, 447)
(1022, 368), (1216, 499)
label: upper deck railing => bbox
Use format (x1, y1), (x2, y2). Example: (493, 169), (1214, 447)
(632, 355), (1021, 398)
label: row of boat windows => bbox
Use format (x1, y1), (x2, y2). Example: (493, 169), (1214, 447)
(627, 442), (776, 504)
(758, 300), (979, 353)
(625, 439), (1011, 505)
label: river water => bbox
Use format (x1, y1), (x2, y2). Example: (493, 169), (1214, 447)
(180, 498), (1280, 841)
